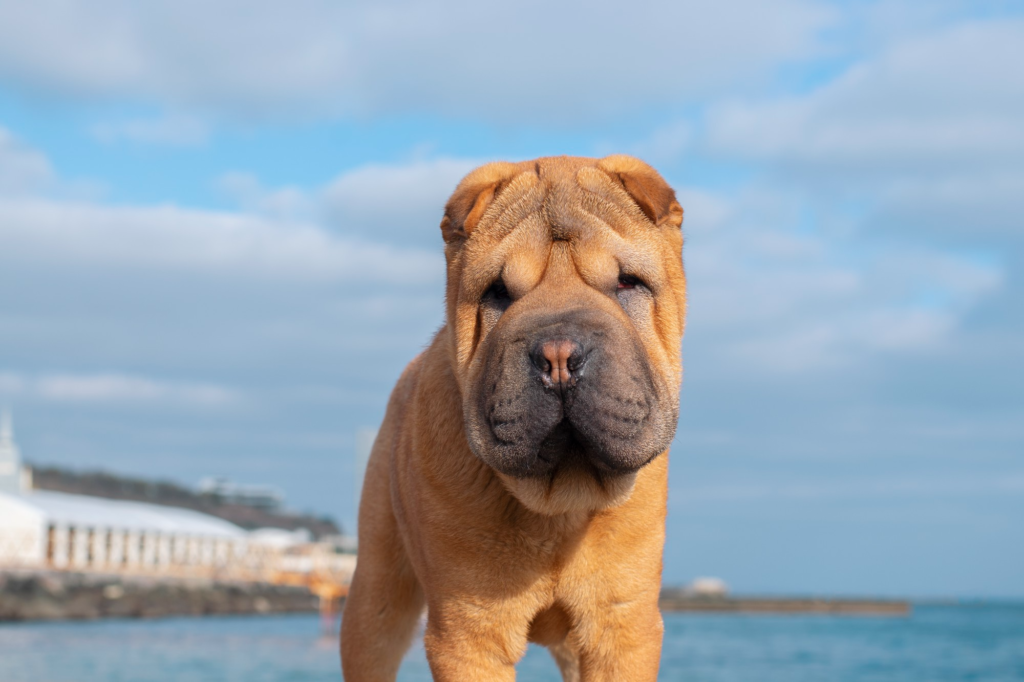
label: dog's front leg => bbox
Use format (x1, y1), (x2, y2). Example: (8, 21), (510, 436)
(340, 439), (425, 682)
(422, 602), (529, 681)
(574, 600), (663, 682)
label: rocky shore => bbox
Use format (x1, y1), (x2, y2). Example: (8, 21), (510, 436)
(0, 571), (319, 621)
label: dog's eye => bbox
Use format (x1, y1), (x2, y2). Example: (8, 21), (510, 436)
(482, 279), (512, 309)
(617, 274), (644, 290)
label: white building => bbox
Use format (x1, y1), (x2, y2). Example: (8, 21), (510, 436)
(686, 577), (729, 597)
(0, 411), (254, 576)
(0, 489), (252, 571)
(0, 413), (357, 587)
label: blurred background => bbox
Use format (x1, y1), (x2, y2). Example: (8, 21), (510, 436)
(0, 0), (1021, 607)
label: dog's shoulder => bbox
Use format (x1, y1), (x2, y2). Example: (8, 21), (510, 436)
(385, 351), (425, 417)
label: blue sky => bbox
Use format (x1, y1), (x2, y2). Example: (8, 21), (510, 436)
(1, 0), (1022, 597)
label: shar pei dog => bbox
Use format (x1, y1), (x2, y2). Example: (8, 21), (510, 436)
(341, 155), (686, 681)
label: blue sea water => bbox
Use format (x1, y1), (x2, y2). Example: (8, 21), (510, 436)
(1, 604), (1022, 681)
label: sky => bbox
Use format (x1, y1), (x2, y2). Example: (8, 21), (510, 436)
(0, 0), (1022, 598)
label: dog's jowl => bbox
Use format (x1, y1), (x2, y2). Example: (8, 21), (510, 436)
(341, 155), (685, 682)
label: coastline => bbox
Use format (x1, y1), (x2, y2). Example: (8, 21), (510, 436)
(0, 570), (318, 621)
(659, 590), (911, 616)
(2, 571), (918, 622)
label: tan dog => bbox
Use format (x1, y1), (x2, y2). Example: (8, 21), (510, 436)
(341, 155), (685, 681)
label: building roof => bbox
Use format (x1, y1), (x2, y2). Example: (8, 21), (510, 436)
(0, 490), (246, 538)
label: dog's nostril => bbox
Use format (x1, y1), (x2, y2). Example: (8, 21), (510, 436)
(566, 352), (585, 373)
(531, 338), (584, 388)
(529, 346), (549, 373)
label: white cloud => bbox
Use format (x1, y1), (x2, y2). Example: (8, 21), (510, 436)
(0, 0), (835, 122)
(321, 158), (477, 242)
(706, 20), (1024, 172)
(0, 372), (26, 394)
(875, 171), (1024, 237)
(0, 137), (450, 413)
(727, 309), (957, 372)
(624, 122), (694, 167)
(215, 172), (316, 222)
(676, 472), (1024, 503)
(695, 18), (1024, 249)
(0, 153), (480, 286)
(0, 127), (53, 195)
(0, 372), (238, 407)
(0, 198), (441, 284)
(669, 17), (1020, 375)
(682, 186), (1003, 373)
(216, 157), (479, 247)
(92, 114), (209, 146)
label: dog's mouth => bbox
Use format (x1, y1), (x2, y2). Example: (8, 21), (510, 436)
(535, 419), (628, 487)
(536, 419), (577, 464)
(493, 417), (645, 516)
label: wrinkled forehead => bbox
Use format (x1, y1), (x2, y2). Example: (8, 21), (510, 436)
(463, 166), (664, 272)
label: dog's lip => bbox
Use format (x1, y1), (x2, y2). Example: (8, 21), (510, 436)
(536, 419), (594, 466)
(535, 420), (620, 491)
(491, 415), (646, 476)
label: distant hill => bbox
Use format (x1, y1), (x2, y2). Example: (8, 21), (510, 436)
(27, 464), (342, 539)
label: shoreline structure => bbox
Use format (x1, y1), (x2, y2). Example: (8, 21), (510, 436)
(659, 588), (910, 616)
(0, 417), (354, 624)
(0, 571), (317, 621)
(1, 571), (911, 622)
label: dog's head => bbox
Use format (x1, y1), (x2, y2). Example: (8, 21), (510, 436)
(441, 155), (685, 515)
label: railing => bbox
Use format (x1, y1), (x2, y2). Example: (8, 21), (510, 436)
(0, 526), (354, 588)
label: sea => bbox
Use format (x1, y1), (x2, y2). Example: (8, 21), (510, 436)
(1, 603), (1022, 681)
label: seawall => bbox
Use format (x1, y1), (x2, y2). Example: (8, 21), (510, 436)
(0, 571), (318, 621)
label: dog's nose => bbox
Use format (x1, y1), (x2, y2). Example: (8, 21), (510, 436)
(531, 338), (585, 389)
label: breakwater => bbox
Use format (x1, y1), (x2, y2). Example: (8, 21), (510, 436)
(0, 570), (318, 621)
(659, 589), (911, 616)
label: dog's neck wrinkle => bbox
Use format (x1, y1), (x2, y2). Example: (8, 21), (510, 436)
(500, 498), (594, 553)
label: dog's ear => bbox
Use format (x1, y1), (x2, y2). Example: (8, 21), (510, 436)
(441, 162), (524, 243)
(597, 155), (683, 230)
